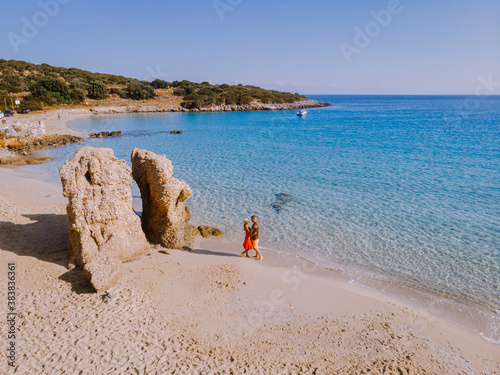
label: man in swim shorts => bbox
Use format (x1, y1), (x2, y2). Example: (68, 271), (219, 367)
(250, 215), (263, 261)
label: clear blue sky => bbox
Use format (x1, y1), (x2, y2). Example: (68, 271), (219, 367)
(1, 0), (499, 95)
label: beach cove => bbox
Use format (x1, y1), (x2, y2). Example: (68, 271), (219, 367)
(1, 96), (499, 373)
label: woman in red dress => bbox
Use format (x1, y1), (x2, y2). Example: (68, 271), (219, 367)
(242, 218), (253, 257)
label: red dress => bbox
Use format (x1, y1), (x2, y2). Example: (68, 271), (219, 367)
(243, 226), (253, 250)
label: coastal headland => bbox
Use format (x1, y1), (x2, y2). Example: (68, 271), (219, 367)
(0, 59), (328, 165)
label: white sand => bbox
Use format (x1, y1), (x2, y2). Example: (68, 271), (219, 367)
(0, 116), (498, 374)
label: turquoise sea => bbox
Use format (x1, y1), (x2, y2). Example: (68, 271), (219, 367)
(25, 95), (500, 342)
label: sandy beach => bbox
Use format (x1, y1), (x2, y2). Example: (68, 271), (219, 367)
(0, 116), (499, 374)
(1, 109), (92, 137)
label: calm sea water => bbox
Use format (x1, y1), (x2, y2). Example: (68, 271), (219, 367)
(25, 95), (500, 342)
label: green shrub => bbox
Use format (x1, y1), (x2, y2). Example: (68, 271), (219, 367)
(109, 87), (127, 98)
(126, 80), (155, 100)
(21, 100), (43, 111)
(224, 95), (237, 105)
(22, 94), (56, 110)
(28, 76), (72, 104)
(173, 88), (186, 96)
(70, 88), (86, 102)
(181, 100), (200, 109)
(237, 95), (252, 105)
(151, 79), (170, 89)
(87, 79), (108, 99)
(0, 94), (15, 111)
(69, 78), (87, 91)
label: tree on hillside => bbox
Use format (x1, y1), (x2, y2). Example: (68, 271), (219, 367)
(28, 76), (72, 104)
(126, 80), (155, 100)
(151, 79), (170, 89)
(70, 88), (86, 102)
(69, 78), (87, 91)
(87, 79), (108, 99)
(237, 95), (252, 105)
(69, 78), (87, 102)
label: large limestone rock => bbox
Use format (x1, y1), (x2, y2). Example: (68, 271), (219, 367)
(198, 225), (213, 238)
(131, 148), (194, 250)
(60, 147), (149, 269)
(82, 257), (123, 293)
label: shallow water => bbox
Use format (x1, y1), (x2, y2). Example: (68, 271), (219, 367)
(24, 95), (500, 342)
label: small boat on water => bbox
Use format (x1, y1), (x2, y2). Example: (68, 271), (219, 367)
(297, 109), (307, 116)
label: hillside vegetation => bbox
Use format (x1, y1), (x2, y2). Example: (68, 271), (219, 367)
(0, 59), (307, 112)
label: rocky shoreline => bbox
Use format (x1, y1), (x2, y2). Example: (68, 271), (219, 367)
(0, 134), (83, 165)
(88, 99), (329, 114)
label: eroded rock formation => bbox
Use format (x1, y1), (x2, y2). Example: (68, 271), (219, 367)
(82, 257), (123, 293)
(196, 225), (224, 238)
(197, 225), (213, 238)
(212, 228), (223, 237)
(89, 131), (124, 138)
(60, 147), (149, 269)
(131, 148), (195, 250)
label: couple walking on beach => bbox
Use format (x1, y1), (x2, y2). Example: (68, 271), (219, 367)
(242, 216), (263, 260)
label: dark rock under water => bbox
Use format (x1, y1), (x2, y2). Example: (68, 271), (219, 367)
(271, 193), (293, 213)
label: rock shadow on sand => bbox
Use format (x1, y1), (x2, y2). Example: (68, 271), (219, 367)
(0, 213), (69, 266)
(188, 249), (241, 258)
(0, 213), (94, 293)
(58, 268), (95, 294)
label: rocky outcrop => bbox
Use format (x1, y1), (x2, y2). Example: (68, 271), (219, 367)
(0, 134), (83, 151)
(0, 120), (46, 138)
(82, 257), (123, 293)
(212, 228), (223, 237)
(0, 134), (82, 165)
(89, 131), (124, 138)
(131, 148), (194, 250)
(198, 226), (213, 238)
(60, 147), (149, 269)
(197, 225), (224, 238)
(89, 99), (329, 114)
(271, 192), (293, 213)
(192, 226), (202, 237)
(0, 155), (52, 165)
(192, 99), (329, 112)
(90, 105), (179, 114)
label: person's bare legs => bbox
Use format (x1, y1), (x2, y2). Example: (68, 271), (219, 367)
(252, 239), (263, 261)
(242, 220), (252, 258)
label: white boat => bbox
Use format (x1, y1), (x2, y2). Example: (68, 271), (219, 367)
(297, 109), (307, 116)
